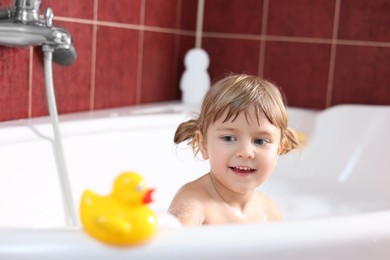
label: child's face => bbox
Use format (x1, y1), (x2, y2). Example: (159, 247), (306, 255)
(197, 107), (282, 194)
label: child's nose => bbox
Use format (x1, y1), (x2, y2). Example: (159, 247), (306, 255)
(236, 142), (255, 159)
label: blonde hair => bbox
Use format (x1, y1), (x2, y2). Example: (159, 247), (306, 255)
(174, 74), (301, 155)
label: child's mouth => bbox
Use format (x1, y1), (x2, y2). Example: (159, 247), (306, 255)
(229, 166), (256, 176)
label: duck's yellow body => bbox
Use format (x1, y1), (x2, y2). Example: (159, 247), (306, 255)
(80, 172), (157, 245)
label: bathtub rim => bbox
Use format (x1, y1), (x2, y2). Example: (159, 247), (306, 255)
(0, 209), (389, 259)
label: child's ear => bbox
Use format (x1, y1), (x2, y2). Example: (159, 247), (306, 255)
(195, 130), (209, 160)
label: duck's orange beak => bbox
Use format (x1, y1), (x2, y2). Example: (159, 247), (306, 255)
(143, 188), (155, 204)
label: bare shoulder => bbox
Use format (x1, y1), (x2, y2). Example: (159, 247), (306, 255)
(168, 175), (210, 226)
(256, 191), (282, 222)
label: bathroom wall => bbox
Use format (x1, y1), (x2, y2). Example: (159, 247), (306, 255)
(0, 0), (389, 122)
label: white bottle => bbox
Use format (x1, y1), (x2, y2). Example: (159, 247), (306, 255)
(180, 48), (211, 106)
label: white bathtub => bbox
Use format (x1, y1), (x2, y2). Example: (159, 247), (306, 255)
(0, 102), (389, 259)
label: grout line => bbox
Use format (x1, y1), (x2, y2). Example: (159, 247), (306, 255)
(258, 0), (269, 77)
(337, 39), (390, 48)
(195, 0), (205, 48)
(203, 31), (266, 41)
(27, 47), (34, 118)
(89, 0), (98, 111)
(202, 32), (332, 44)
(265, 35), (333, 45)
(55, 16), (195, 36)
(135, 0), (146, 104)
(54, 16), (390, 48)
(326, 0), (341, 108)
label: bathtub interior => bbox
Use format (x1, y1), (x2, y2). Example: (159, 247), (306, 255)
(264, 104), (390, 219)
(0, 103), (389, 228)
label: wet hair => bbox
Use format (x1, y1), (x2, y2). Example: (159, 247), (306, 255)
(174, 74), (301, 155)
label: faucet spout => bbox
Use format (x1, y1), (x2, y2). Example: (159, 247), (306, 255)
(0, 0), (77, 66)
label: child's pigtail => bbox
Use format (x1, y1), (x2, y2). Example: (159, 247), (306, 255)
(280, 127), (302, 155)
(174, 119), (200, 154)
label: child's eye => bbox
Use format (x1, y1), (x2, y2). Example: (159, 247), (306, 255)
(254, 138), (268, 145)
(221, 135), (236, 142)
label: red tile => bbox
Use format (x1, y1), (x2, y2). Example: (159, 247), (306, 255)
(263, 41), (331, 108)
(31, 22), (93, 116)
(202, 37), (260, 80)
(0, 0), (12, 7)
(203, 0), (263, 34)
(332, 45), (390, 105)
(55, 22), (93, 114)
(267, 0), (335, 38)
(141, 31), (179, 103)
(338, 0), (390, 42)
(144, 0), (179, 28)
(180, 0), (198, 31)
(31, 48), (46, 117)
(42, 0), (94, 19)
(94, 26), (139, 109)
(0, 47), (29, 121)
(98, 0), (141, 24)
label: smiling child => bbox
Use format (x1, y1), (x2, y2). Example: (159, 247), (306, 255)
(168, 74), (301, 225)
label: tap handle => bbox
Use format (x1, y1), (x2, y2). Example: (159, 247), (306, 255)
(45, 7), (54, 27)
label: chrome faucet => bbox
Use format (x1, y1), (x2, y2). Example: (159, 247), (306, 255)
(0, 0), (76, 65)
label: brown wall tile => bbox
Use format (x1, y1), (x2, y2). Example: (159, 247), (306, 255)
(338, 0), (390, 42)
(0, 48), (29, 121)
(180, 0), (198, 31)
(203, 0), (263, 34)
(141, 31), (179, 103)
(332, 45), (390, 105)
(144, 0), (179, 28)
(268, 0), (335, 38)
(42, 0), (94, 19)
(0, 0), (12, 7)
(94, 26), (139, 109)
(202, 37), (260, 80)
(264, 41), (331, 108)
(31, 47), (47, 117)
(98, 0), (141, 24)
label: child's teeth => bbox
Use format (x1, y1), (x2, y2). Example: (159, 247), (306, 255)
(237, 167), (250, 170)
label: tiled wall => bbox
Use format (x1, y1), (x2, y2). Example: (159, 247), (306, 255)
(0, 0), (389, 122)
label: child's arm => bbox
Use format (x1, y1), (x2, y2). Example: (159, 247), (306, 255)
(168, 184), (206, 226)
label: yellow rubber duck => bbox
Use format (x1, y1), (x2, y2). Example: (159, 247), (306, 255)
(80, 172), (157, 246)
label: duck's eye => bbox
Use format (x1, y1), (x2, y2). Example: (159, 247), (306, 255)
(135, 185), (143, 192)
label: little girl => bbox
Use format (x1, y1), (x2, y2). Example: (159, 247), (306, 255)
(168, 74), (301, 226)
